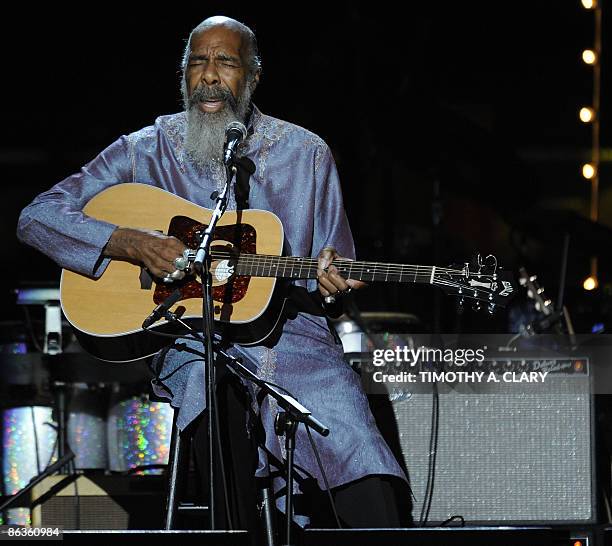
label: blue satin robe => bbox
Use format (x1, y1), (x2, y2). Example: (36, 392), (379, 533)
(17, 106), (405, 491)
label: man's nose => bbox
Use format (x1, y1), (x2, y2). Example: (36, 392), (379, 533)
(202, 61), (220, 86)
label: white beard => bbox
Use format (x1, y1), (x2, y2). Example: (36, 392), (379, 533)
(183, 83), (252, 168)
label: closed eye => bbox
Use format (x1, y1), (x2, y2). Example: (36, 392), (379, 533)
(188, 54), (241, 69)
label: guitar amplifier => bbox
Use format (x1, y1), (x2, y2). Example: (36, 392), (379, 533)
(370, 356), (596, 524)
(30, 475), (166, 529)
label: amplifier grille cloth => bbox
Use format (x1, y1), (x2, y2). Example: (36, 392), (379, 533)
(389, 376), (592, 523)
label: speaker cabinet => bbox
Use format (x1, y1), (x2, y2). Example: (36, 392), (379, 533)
(372, 357), (595, 524)
(31, 475), (166, 529)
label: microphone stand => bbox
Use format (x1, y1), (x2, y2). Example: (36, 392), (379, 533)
(222, 348), (329, 546)
(220, 347), (330, 546)
(157, 311), (329, 546)
(190, 161), (237, 530)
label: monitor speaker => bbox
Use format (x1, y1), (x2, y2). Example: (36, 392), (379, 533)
(30, 475), (166, 529)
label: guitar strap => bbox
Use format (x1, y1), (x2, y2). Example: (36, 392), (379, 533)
(233, 156), (256, 210)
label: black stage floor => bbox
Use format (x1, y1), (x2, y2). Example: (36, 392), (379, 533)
(57, 525), (612, 546)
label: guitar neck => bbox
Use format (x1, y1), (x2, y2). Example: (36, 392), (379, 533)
(227, 254), (444, 284)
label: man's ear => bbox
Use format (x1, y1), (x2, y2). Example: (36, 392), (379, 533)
(250, 71), (260, 92)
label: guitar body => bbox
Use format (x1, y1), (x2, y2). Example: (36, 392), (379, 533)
(61, 184), (286, 362)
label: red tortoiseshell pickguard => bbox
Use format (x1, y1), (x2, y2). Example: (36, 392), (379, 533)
(152, 215), (256, 305)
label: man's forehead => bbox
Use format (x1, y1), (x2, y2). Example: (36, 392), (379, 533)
(190, 25), (244, 54)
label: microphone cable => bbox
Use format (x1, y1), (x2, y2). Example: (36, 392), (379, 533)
(419, 380), (439, 526)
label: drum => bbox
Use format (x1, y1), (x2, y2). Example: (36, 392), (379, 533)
(0, 335), (57, 526)
(1, 406), (57, 526)
(107, 387), (174, 474)
(67, 384), (109, 470)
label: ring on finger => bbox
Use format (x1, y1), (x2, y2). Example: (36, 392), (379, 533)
(174, 255), (189, 270)
(170, 269), (185, 280)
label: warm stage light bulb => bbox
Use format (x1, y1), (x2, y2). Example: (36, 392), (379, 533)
(579, 107), (595, 123)
(581, 0), (596, 9)
(582, 163), (596, 179)
(583, 276), (598, 291)
(582, 49), (597, 65)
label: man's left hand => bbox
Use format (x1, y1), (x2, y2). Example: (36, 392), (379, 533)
(317, 247), (366, 300)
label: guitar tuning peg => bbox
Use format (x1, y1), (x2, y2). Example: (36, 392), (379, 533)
(488, 303), (496, 315)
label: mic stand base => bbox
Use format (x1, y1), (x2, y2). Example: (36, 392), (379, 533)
(275, 412), (298, 546)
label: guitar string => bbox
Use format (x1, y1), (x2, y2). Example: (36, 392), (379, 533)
(208, 252), (500, 278)
(194, 266), (497, 299)
(207, 262), (499, 283)
(208, 250), (462, 273)
(232, 264), (499, 282)
(208, 266), (437, 281)
(206, 251), (497, 278)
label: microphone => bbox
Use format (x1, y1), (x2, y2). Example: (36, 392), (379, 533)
(223, 121), (247, 166)
(142, 289), (182, 329)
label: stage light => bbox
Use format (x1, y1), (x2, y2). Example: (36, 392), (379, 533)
(581, 0), (596, 8)
(582, 49), (597, 65)
(583, 276), (598, 291)
(582, 163), (596, 179)
(579, 107), (595, 122)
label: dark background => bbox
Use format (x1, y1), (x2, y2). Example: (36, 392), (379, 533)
(3, 2), (611, 335)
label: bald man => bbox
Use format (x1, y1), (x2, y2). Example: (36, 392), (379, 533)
(18, 16), (409, 529)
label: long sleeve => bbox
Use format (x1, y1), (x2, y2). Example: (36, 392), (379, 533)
(17, 136), (132, 278)
(311, 144), (356, 260)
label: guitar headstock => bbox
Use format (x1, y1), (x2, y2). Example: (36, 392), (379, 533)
(518, 267), (555, 316)
(433, 254), (517, 313)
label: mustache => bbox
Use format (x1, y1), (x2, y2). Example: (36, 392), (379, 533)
(188, 85), (237, 109)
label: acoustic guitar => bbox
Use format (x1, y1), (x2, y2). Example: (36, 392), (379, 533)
(60, 184), (516, 362)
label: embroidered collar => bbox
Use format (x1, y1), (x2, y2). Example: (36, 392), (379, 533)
(158, 103), (282, 173)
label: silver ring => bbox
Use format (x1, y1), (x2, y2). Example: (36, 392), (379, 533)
(162, 274), (174, 284)
(170, 269), (185, 280)
(324, 295), (336, 305)
(174, 255), (189, 270)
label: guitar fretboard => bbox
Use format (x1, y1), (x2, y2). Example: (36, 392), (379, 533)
(210, 251), (454, 284)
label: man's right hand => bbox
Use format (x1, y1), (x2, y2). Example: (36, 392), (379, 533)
(104, 227), (187, 279)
